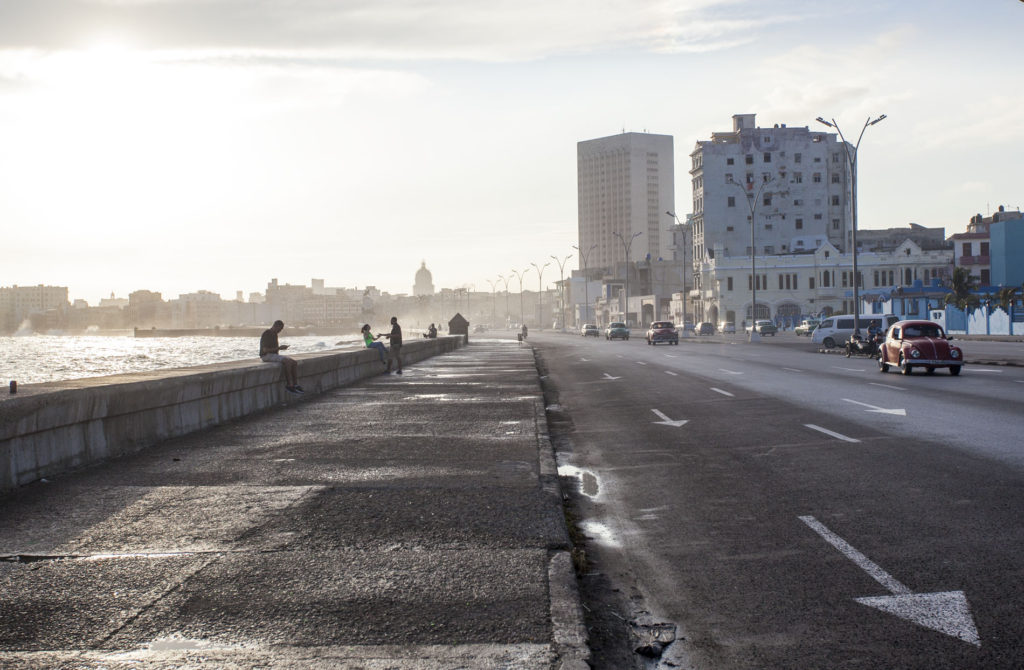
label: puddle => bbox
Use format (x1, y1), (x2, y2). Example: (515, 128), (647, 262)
(557, 464), (601, 498)
(148, 634), (244, 651)
(578, 520), (620, 547)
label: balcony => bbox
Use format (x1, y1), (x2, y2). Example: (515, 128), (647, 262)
(960, 255), (990, 266)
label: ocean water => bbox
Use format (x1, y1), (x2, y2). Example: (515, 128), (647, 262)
(0, 333), (365, 385)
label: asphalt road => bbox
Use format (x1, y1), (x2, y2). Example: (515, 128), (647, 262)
(533, 331), (1024, 669)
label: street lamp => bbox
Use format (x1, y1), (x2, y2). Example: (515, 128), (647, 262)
(816, 114), (887, 338)
(530, 261), (550, 330)
(613, 231), (642, 327)
(510, 268), (530, 330)
(498, 274), (512, 328)
(485, 278), (499, 326)
(727, 175), (775, 341)
(665, 211), (690, 329)
(572, 244), (597, 327)
(550, 254), (573, 332)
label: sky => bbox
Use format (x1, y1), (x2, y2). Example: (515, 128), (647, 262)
(1, 0), (1022, 305)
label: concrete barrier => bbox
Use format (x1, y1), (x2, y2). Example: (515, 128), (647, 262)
(0, 336), (464, 491)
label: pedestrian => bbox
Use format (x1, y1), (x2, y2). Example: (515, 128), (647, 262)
(259, 320), (303, 394)
(382, 316), (403, 375)
(427, 323), (437, 338)
(361, 323), (388, 367)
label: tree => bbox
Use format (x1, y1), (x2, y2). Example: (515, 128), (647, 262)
(995, 286), (1018, 311)
(944, 267), (980, 311)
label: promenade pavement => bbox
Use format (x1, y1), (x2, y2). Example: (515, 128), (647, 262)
(0, 339), (588, 669)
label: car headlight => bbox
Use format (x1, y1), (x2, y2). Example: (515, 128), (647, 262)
(910, 349), (921, 358)
(950, 349), (961, 359)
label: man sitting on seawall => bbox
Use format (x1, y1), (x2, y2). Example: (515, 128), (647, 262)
(259, 320), (304, 394)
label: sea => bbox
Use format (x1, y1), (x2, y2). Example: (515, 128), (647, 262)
(0, 332), (365, 386)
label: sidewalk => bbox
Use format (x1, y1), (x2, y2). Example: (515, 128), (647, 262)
(0, 339), (588, 669)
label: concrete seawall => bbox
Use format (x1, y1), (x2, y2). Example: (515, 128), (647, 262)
(0, 336), (465, 491)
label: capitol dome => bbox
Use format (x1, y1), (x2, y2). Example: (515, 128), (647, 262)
(414, 261), (435, 297)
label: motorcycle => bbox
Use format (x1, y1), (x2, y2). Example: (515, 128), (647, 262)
(844, 333), (883, 358)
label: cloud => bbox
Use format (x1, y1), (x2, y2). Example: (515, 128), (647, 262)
(0, 0), (807, 61)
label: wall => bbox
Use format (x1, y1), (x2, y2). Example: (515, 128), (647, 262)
(0, 336), (464, 491)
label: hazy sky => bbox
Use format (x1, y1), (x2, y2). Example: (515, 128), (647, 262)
(1, 0), (1021, 304)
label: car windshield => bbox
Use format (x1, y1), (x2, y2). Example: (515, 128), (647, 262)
(904, 324), (943, 338)
(610, 322), (625, 328)
(652, 322), (673, 329)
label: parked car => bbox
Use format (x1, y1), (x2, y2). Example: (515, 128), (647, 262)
(605, 322), (630, 340)
(646, 321), (679, 345)
(696, 321), (716, 335)
(718, 321), (736, 334)
(878, 320), (963, 375)
(581, 323), (600, 337)
(812, 314), (899, 348)
(746, 319), (777, 336)
(794, 318), (820, 336)
(681, 322), (696, 334)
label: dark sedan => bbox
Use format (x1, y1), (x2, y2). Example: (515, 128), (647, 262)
(645, 321), (679, 345)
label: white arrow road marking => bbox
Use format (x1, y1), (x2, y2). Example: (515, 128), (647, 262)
(651, 409), (688, 427)
(843, 398), (907, 416)
(602, 373), (621, 380)
(804, 424), (860, 443)
(799, 516), (980, 647)
(718, 368), (743, 375)
(710, 387), (734, 397)
(664, 370), (678, 376)
(868, 382), (903, 391)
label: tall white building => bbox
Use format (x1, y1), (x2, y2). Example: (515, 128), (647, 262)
(690, 113), (853, 264)
(577, 132), (675, 271)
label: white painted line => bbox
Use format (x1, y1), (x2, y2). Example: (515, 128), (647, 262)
(782, 367), (803, 373)
(843, 398), (906, 416)
(799, 515), (980, 647)
(710, 387), (734, 397)
(636, 361), (648, 366)
(804, 424), (860, 443)
(602, 373), (621, 380)
(718, 368), (743, 375)
(579, 358), (590, 362)
(833, 366), (866, 372)
(651, 409), (688, 427)
(799, 516), (911, 595)
(868, 382), (903, 391)
(1016, 380), (1024, 384)
(968, 368), (1002, 373)
(664, 354), (678, 358)
(664, 370), (678, 376)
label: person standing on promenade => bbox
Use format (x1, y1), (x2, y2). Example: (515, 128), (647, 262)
(382, 316), (403, 375)
(260, 320), (303, 394)
(361, 324), (389, 367)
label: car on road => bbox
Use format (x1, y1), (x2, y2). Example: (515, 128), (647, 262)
(795, 318), (820, 336)
(718, 321), (736, 334)
(696, 321), (716, 335)
(879, 320), (963, 375)
(746, 319), (777, 336)
(605, 322), (630, 340)
(646, 321), (679, 345)
(581, 323), (600, 337)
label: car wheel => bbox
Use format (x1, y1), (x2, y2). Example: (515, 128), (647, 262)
(823, 337), (835, 349)
(899, 354), (913, 375)
(950, 365), (962, 376)
(878, 355), (888, 372)
(625, 336), (629, 340)
(647, 340), (652, 345)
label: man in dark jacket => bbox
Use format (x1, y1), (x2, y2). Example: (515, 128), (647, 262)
(383, 316), (403, 375)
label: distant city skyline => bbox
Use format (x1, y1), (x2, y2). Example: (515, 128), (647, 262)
(1, 0), (1021, 305)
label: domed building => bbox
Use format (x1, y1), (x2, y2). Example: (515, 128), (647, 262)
(413, 261), (435, 297)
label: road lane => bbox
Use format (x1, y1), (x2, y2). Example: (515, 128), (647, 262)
(534, 333), (1024, 669)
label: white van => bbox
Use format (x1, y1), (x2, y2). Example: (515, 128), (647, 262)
(811, 314), (899, 348)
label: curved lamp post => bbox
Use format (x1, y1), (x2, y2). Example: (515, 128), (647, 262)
(612, 231), (642, 327)
(530, 261), (550, 330)
(665, 211), (690, 329)
(572, 244), (596, 327)
(727, 175), (775, 342)
(510, 268), (530, 329)
(816, 114), (887, 338)
(551, 253), (573, 332)
(498, 274), (512, 328)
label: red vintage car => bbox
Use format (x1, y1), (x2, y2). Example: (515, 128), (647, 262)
(878, 320), (963, 376)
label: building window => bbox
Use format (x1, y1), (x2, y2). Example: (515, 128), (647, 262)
(874, 270), (880, 286)
(794, 172), (803, 183)
(746, 172), (754, 184)
(795, 218), (803, 230)
(792, 274), (799, 290)
(841, 272), (848, 288)
(727, 277), (733, 291)
(725, 173), (733, 183)
(962, 242), (972, 257)
(981, 242), (989, 256)
(831, 173), (840, 184)
(795, 153), (802, 163)
(727, 196), (735, 207)
(779, 275), (784, 290)
(748, 274), (752, 290)
(813, 173), (822, 183)
(727, 157), (734, 165)
(832, 218), (840, 229)
(809, 277), (815, 289)
(726, 226), (734, 231)
(763, 195), (772, 206)
(981, 269), (990, 284)
(822, 272), (830, 288)
(831, 195), (840, 206)
(905, 268), (913, 285)
(833, 153), (841, 163)
(764, 152), (772, 162)
(794, 198), (803, 206)
(745, 154), (754, 165)
(814, 213), (823, 220)
(764, 245), (773, 254)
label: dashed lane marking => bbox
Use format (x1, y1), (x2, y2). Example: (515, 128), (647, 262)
(710, 387), (734, 397)
(665, 370), (678, 376)
(804, 424), (860, 443)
